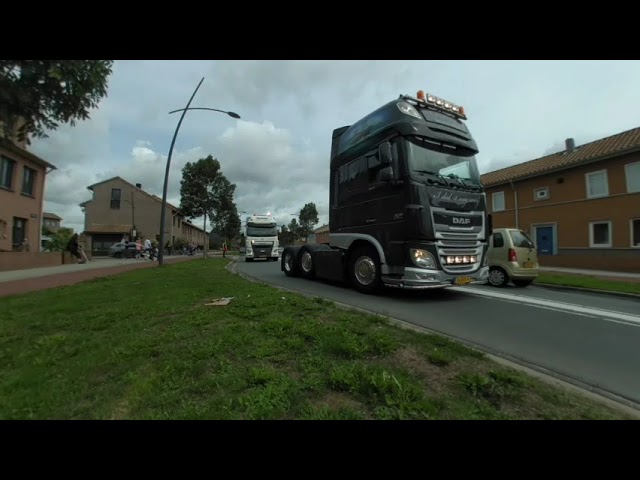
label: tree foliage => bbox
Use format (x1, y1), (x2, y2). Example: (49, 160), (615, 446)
(43, 227), (74, 252)
(211, 201), (242, 242)
(279, 224), (291, 245)
(179, 155), (236, 231)
(297, 202), (319, 239)
(0, 60), (114, 143)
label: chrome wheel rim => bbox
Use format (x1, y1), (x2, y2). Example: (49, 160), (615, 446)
(354, 256), (376, 285)
(284, 253), (294, 272)
(301, 251), (313, 272)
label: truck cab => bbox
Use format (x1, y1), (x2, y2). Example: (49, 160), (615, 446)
(245, 214), (280, 262)
(281, 89), (491, 294)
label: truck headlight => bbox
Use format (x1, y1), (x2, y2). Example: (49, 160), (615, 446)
(410, 249), (436, 269)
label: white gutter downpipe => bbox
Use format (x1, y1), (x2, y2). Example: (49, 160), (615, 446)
(509, 179), (519, 229)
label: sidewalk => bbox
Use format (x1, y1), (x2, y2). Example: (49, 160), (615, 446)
(0, 256), (197, 299)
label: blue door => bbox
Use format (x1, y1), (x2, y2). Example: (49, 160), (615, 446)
(536, 226), (554, 255)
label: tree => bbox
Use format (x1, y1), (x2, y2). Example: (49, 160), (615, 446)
(211, 201), (241, 243)
(179, 155), (236, 256)
(279, 224), (291, 245)
(288, 218), (303, 243)
(297, 202), (319, 240)
(0, 60), (114, 143)
(43, 227), (74, 252)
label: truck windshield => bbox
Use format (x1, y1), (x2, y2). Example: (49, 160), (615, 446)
(246, 225), (278, 237)
(406, 136), (481, 184)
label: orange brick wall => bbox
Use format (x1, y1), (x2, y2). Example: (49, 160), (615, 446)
(0, 251), (77, 272)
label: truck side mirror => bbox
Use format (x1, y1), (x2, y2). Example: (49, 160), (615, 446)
(378, 142), (393, 166)
(487, 214), (493, 236)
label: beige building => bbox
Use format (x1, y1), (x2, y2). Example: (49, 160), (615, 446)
(481, 127), (640, 272)
(80, 176), (206, 255)
(0, 136), (56, 253)
(42, 212), (63, 233)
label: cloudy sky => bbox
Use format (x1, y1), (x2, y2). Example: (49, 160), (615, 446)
(30, 60), (640, 233)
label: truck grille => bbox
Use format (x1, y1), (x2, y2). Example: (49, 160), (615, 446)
(251, 242), (273, 258)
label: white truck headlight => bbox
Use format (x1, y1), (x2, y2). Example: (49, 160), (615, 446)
(410, 249), (436, 269)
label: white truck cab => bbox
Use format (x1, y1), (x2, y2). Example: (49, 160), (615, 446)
(245, 213), (280, 262)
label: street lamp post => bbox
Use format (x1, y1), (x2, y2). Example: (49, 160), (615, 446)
(157, 77), (241, 266)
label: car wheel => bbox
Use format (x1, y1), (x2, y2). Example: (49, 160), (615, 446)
(488, 267), (509, 287)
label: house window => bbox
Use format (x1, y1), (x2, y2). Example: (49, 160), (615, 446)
(589, 221), (612, 248)
(625, 161), (640, 193)
(585, 170), (609, 198)
(534, 187), (549, 201)
(22, 166), (36, 196)
(1, 155), (16, 189)
(110, 188), (121, 209)
(631, 219), (640, 247)
(492, 191), (505, 212)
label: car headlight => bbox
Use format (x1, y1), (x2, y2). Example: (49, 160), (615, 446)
(410, 249), (436, 269)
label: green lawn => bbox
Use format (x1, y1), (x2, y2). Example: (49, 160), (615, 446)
(536, 273), (640, 295)
(0, 258), (634, 420)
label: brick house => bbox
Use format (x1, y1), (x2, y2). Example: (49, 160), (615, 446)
(80, 176), (206, 255)
(42, 212), (63, 233)
(0, 137), (56, 253)
(308, 224), (330, 244)
(481, 127), (640, 272)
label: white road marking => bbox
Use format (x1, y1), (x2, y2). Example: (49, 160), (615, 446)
(450, 286), (640, 327)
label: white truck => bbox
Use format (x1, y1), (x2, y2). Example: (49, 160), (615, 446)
(245, 213), (280, 262)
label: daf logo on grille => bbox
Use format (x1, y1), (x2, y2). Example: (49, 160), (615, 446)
(452, 217), (471, 224)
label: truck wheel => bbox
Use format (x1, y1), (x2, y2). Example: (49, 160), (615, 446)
(298, 246), (315, 279)
(282, 249), (300, 277)
(245, 258), (254, 262)
(349, 245), (382, 294)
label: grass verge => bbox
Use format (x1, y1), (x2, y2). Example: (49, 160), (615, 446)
(536, 273), (640, 295)
(0, 258), (634, 420)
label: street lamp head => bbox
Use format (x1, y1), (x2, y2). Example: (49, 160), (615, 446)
(227, 111), (241, 119)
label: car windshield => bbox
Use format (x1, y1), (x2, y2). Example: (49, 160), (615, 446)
(406, 135), (481, 184)
(509, 230), (535, 248)
(246, 225), (278, 237)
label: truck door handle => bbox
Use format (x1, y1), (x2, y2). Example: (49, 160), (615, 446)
(366, 218), (376, 223)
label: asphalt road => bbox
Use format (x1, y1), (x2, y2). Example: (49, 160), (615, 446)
(235, 258), (640, 407)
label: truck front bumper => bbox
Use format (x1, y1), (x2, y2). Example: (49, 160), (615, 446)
(382, 266), (489, 290)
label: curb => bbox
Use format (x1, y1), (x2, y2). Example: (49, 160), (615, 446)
(228, 257), (640, 418)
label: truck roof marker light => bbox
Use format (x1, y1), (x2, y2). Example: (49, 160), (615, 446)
(427, 95), (437, 103)
(417, 90), (426, 101)
(396, 101), (422, 120)
(459, 106), (465, 116)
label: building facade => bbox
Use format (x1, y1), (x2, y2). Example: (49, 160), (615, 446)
(481, 129), (640, 272)
(42, 212), (63, 233)
(0, 137), (56, 252)
(308, 224), (330, 244)
(80, 176), (206, 255)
